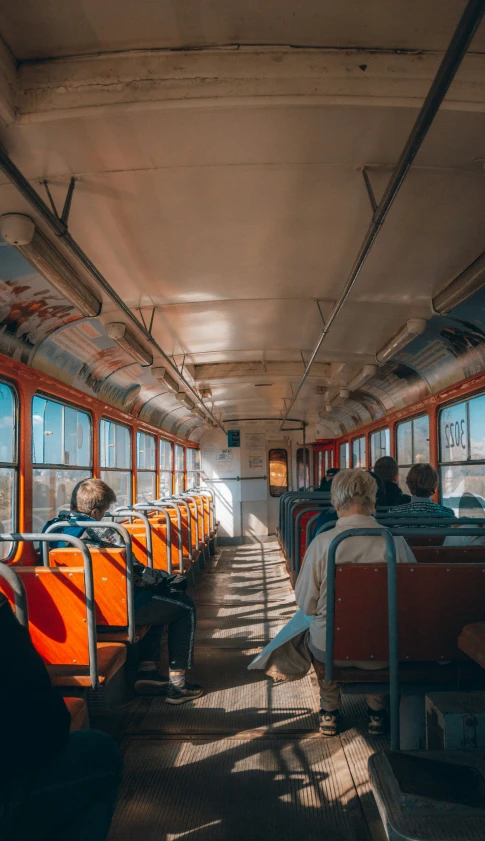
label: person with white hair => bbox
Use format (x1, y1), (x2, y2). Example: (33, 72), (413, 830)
(295, 468), (415, 737)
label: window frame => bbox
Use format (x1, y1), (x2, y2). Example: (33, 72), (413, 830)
(186, 447), (201, 491)
(174, 444), (185, 494)
(351, 435), (366, 468)
(370, 427), (390, 466)
(159, 437), (174, 498)
(268, 447), (289, 497)
(0, 378), (19, 560)
(32, 392), (93, 469)
(339, 441), (349, 469)
(395, 413), (430, 469)
(99, 417), (132, 508)
(296, 447), (310, 489)
(438, 393), (485, 511)
(136, 430), (157, 503)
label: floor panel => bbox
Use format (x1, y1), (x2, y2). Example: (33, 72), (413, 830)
(109, 736), (370, 841)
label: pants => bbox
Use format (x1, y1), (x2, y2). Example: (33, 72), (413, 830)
(134, 591), (196, 670)
(0, 729), (122, 841)
(311, 656), (386, 713)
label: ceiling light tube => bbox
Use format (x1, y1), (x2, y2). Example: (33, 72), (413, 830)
(0, 213), (102, 317)
(433, 251), (485, 314)
(348, 364), (378, 391)
(376, 318), (427, 365)
(106, 322), (153, 367)
(151, 366), (179, 393)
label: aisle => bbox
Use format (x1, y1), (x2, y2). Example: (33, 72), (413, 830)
(109, 541), (385, 841)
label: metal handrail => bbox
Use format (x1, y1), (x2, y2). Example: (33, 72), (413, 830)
(156, 499), (184, 571)
(193, 486), (216, 532)
(293, 505), (331, 573)
(169, 496), (194, 560)
(0, 533), (98, 689)
(180, 495), (202, 551)
(184, 491), (211, 542)
(113, 508), (153, 568)
(286, 496), (332, 551)
(132, 503), (173, 573)
(325, 527), (399, 750)
(43, 520), (135, 645)
(305, 512), (323, 550)
(0, 561), (28, 627)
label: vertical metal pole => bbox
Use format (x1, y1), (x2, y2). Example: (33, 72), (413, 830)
(302, 424), (307, 490)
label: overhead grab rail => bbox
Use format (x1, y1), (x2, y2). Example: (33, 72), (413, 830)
(43, 519), (136, 645)
(0, 533), (98, 688)
(281, 0), (485, 429)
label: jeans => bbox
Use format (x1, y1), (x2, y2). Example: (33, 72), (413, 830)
(0, 729), (122, 841)
(311, 656), (387, 712)
(134, 591), (196, 670)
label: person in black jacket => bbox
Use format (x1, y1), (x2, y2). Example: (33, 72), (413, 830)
(0, 593), (122, 840)
(373, 456), (411, 507)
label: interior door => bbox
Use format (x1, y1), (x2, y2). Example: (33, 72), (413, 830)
(267, 441), (290, 534)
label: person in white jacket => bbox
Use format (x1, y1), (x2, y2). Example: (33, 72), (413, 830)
(295, 468), (415, 737)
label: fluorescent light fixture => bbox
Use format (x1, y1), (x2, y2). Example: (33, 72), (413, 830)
(339, 388), (350, 400)
(151, 366), (179, 393)
(122, 384), (141, 409)
(376, 318), (427, 365)
(175, 392), (195, 410)
(433, 251), (485, 314)
(0, 213), (102, 317)
(199, 387), (212, 398)
(348, 364), (378, 391)
(106, 322), (153, 367)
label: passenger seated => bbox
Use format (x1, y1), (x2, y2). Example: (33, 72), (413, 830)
(44, 479), (204, 703)
(318, 467), (339, 491)
(388, 463), (455, 519)
(0, 593), (122, 840)
(311, 469), (385, 542)
(444, 493), (485, 547)
(296, 469), (415, 737)
(373, 456), (410, 507)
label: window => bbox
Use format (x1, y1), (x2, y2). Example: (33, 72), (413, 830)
(136, 431), (156, 502)
(439, 394), (485, 515)
(315, 450), (324, 486)
(186, 448), (201, 491)
(174, 444), (185, 494)
(32, 395), (92, 529)
(296, 447), (310, 489)
(0, 381), (17, 560)
(352, 436), (366, 468)
(339, 442), (349, 469)
(370, 428), (390, 466)
(159, 439), (173, 497)
(396, 414), (430, 493)
(100, 419), (132, 508)
(269, 448), (288, 497)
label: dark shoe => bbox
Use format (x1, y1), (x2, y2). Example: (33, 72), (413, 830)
(134, 670), (169, 696)
(165, 681), (204, 705)
(367, 708), (387, 736)
(319, 709), (340, 737)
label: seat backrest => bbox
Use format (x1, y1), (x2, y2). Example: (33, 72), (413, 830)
(50, 547), (128, 627)
(412, 545), (485, 563)
(0, 566), (91, 665)
(333, 563), (485, 662)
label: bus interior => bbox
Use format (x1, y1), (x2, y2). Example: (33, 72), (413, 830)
(1, 1), (485, 839)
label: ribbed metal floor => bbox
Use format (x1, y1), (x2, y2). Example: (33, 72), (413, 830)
(109, 541), (383, 840)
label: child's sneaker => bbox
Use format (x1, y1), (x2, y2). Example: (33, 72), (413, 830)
(319, 709), (341, 737)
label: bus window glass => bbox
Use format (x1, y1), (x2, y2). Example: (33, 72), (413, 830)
(136, 431), (156, 502)
(370, 428), (390, 465)
(469, 395), (485, 460)
(396, 414), (429, 492)
(296, 448), (310, 489)
(100, 419), (132, 508)
(159, 439), (173, 497)
(269, 448), (288, 497)
(439, 393), (485, 514)
(186, 448), (201, 490)
(175, 445), (185, 493)
(339, 442), (349, 468)
(32, 395), (92, 528)
(352, 436), (366, 468)
(0, 382), (17, 560)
